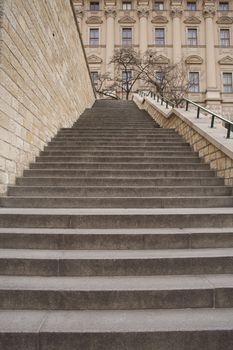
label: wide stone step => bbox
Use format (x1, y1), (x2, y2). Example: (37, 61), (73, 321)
(44, 145), (193, 151)
(1, 308), (233, 350)
(0, 208), (232, 229)
(23, 169), (217, 178)
(53, 136), (184, 141)
(1, 196), (232, 208)
(16, 176), (225, 187)
(1, 227), (232, 250)
(7, 186), (232, 197)
(40, 150), (198, 157)
(48, 141), (190, 147)
(29, 163), (208, 170)
(34, 156), (201, 164)
(0, 274), (232, 310)
(0, 247), (233, 276)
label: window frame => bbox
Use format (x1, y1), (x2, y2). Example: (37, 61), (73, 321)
(189, 72), (200, 93)
(90, 2), (100, 11)
(153, 1), (164, 11)
(219, 2), (229, 11)
(187, 28), (198, 46)
(122, 27), (133, 47)
(187, 1), (197, 11)
(220, 28), (230, 47)
(155, 27), (165, 47)
(89, 28), (100, 47)
(223, 72), (233, 93)
(122, 1), (132, 10)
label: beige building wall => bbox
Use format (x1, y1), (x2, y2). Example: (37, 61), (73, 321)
(0, 0), (95, 194)
(73, 0), (233, 116)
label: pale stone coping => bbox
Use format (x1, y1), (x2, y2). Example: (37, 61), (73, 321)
(134, 94), (233, 161)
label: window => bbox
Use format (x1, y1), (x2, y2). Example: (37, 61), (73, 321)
(154, 1), (164, 11)
(122, 70), (132, 88)
(187, 28), (197, 46)
(155, 28), (165, 46)
(189, 72), (200, 92)
(187, 2), (197, 11)
(223, 73), (233, 92)
(219, 2), (229, 11)
(90, 2), (100, 11)
(220, 29), (230, 47)
(122, 1), (132, 10)
(90, 71), (99, 86)
(89, 28), (99, 46)
(122, 28), (132, 46)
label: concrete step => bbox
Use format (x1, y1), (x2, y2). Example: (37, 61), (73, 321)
(48, 141), (190, 147)
(16, 177), (225, 187)
(44, 145), (193, 151)
(1, 227), (233, 250)
(0, 274), (232, 310)
(0, 308), (232, 350)
(0, 247), (233, 276)
(1, 196), (232, 208)
(53, 136), (184, 141)
(29, 163), (209, 170)
(23, 169), (217, 178)
(34, 156), (201, 164)
(7, 186), (232, 197)
(40, 150), (197, 157)
(0, 208), (232, 229)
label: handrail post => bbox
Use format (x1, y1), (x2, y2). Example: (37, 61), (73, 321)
(166, 101), (168, 109)
(227, 124), (231, 139)
(211, 115), (215, 128)
(197, 107), (200, 119)
(157, 95), (159, 102)
(153, 93), (156, 100)
(186, 100), (189, 111)
(161, 98), (164, 106)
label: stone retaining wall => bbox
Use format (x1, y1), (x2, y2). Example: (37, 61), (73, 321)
(134, 95), (233, 186)
(0, 0), (95, 193)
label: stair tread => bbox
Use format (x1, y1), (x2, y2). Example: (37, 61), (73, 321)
(0, 274), (233, 290)
(1, 247), (233, 259)
(0, 308), (233, 333)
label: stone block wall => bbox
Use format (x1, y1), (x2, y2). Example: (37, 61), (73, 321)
(0, 0), (95, 194)
(134, 95), (233, 186)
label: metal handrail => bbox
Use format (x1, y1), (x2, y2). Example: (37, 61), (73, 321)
(138, 90), (233, 139)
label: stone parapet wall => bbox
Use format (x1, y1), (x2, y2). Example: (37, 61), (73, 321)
(134, 94), (233, 186)
(0, 0), (95, 194)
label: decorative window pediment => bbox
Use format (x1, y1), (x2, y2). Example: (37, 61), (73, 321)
(118, 16), (136, 24)
(151, 16), (168, 24)
(86, 16), (103, 24)
(216, 16), (233, 25)
(184, 16), (201, 24)
(218, 56), (233, 65)
(87, 55), (103, 64)
(185, 55), (203, 64)
(155, 55), (170, 64)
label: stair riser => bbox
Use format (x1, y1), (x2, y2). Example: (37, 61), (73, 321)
(35, 157), (200, 164)
(1, 232), (233, 250)
(8, 187), (231, 197)
(44, 146), (192, 151)
(40, 152), (197, 157)
(1, 257), (233, 276)
(0, 213), (232, 229)
(16, 178), (224, 187)
(2, 331), (229, 350)
(23, 170), (217, 177)
(29, 164), (209, 170)
(48, 142), (190, 146)
(0, 289), (220, 310)
(1, 197), (232, 208)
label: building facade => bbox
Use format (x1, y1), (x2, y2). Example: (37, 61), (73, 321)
(73, 0), (233, 117)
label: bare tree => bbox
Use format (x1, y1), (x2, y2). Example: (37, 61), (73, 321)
(109, 48), (143, 100)
(93, 73), (119, 99)
(140, 52), (191, 106)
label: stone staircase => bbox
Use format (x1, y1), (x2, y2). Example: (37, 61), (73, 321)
(0, 100), (233, 350)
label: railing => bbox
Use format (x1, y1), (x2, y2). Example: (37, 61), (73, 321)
(138, 90), (233, 139)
